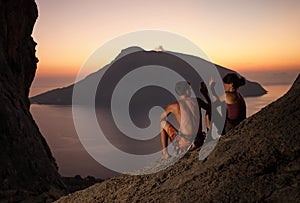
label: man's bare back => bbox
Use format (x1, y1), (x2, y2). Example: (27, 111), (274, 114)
(160, 81), (209, 158)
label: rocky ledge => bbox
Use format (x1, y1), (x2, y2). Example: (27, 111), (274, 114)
(56, 75), (300, 202)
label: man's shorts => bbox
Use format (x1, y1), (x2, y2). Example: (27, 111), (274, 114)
(164, 124), (192, 149)
(164, 123), (178, 142)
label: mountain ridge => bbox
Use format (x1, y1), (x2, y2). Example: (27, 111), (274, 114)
(30, 47), (267, 105)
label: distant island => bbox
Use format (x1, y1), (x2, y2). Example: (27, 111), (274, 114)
(30, 47), (267, 105)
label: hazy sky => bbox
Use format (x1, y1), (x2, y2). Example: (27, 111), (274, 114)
(33, 0), (300, 77)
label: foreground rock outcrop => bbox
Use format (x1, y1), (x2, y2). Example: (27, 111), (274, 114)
(56, 75), (300, 202)
(0, 0), (66, 202)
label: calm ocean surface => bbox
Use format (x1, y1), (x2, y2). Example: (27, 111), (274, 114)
(30, 71), (298, 178)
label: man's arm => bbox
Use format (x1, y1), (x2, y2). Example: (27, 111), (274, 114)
(160, 104), (174, 121)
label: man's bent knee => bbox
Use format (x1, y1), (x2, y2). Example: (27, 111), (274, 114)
(160, 120), (170, 130)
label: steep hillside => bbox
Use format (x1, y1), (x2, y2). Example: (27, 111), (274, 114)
(56, 75), (299, 202)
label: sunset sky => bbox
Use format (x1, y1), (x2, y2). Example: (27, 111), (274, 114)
(33, 0), (300, 77)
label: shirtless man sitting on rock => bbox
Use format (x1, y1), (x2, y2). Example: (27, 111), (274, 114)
(160, 81), (210, 159)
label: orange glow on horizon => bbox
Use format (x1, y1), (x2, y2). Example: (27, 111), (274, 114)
(35, 65), (77, 77)
(33, 0), (300, 78)
(35, 59), (300, 79)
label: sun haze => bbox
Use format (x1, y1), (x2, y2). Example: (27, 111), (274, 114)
(33, 0), (300, 77)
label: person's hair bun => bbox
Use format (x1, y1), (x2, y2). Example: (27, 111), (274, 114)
(223, 73), (246, 88)
(238, 76), (246, 87)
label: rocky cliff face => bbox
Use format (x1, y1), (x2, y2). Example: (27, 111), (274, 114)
(0, 0), (66, 202)
(56, 75), (300, 202)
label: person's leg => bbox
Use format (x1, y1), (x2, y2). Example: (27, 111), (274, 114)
(191, 132), (206, 150)
(205, 113), (211, 132)
(160, 120), (177, 159)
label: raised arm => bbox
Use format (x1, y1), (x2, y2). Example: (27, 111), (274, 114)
(200, 82), (211, 105)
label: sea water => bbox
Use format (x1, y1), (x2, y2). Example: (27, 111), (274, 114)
(30, 69), (299, 178)
(30, 83), (292, 179)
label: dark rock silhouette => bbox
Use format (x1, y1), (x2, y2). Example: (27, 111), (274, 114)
(0, 0), (66, 202)
(30, 47), (267, 105)
(55, 75), (299, 202)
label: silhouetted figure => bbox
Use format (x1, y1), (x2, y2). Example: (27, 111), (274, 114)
(200, 82), (211, 131)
